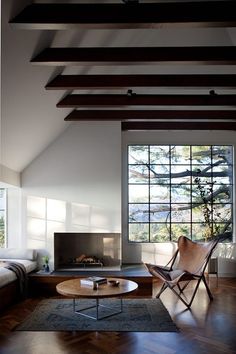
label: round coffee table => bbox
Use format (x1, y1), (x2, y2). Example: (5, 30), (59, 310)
(56, 278), (138, 320)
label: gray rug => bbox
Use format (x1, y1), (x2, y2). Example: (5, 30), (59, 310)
(15, 298), (178, 332)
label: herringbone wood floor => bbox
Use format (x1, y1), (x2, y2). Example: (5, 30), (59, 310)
(0, 277), (235, 354)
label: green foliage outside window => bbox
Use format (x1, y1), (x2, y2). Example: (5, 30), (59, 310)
(0, 217), (4, 248)
(0, 189), (6, 248)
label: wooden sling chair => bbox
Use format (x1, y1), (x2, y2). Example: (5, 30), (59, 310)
(145, 235), (219, 308)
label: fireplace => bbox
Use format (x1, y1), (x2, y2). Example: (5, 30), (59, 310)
(54, 232), (121, 271)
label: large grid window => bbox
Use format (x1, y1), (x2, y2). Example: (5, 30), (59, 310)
(128, 145), (233, 242)
(0, 189), (7, 248)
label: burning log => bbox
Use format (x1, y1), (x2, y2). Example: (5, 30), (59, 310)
(73, 254), (104, 265)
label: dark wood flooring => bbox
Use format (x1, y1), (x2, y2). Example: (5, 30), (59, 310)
(0, 277), (235, 354)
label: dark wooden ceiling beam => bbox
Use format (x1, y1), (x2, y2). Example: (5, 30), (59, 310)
(57, 94), (236, 108)
(46, 74), (236, 90)
(9, 2), (236, 29)
(64, 110), (236, 121)
(121, 122), (236, 131)
(31, 47), (236, 66)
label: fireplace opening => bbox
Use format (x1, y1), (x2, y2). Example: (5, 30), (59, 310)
(68, 254), (104, 268)
(54, 232), (121, 271)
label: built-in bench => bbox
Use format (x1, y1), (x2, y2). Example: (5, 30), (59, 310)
(0, 248), (38, 312)
(29, 264), (153, 297)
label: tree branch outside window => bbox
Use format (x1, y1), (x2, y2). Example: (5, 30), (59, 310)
(128, 145), (233, 242)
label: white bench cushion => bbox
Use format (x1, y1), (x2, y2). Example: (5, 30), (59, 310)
(0, 248), (37, 261)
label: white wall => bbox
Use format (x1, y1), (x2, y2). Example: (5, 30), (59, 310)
(122, 130), (236, 277)
(20, 122), (121, 267)
(15, 126), (236, 276)
(0, 164), (20, 187)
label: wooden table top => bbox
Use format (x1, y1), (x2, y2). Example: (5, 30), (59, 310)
(56, 278), (138, 299)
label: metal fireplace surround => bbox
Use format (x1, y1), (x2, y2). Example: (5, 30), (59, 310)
(54, 232), (121, 271)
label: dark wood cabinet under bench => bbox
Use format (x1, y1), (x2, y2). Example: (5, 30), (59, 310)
(29, 265), (153, 297)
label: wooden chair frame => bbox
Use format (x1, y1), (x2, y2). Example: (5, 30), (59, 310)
(145, 236), (219, 308)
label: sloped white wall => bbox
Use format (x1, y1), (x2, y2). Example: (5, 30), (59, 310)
(20, 122), (121, 266)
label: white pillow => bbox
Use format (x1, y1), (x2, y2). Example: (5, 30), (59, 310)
(0, 248), (37, 261)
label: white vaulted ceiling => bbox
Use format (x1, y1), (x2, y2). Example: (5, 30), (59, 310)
(1, 0), (236, 172)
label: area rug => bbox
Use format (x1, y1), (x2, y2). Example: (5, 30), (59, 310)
(15, 298), (178, 332)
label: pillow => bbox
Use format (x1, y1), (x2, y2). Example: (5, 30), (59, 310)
(0, 248), (37, 261)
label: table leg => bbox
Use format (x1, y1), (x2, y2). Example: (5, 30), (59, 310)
(73, 297), (123, 320)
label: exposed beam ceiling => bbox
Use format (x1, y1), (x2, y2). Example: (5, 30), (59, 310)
(9, 1), (236, 30)
(122, 122), (236, 131)
(31, 47), (236, 66)
(57, 94), (236, 108)
(46, 74), (236, 90)
(65, 110), (236, 122)
(10, 2), (236, 131)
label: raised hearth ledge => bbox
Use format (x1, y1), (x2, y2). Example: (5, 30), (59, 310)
(57, 265), (121, 272)
(51, 264), (150, 277)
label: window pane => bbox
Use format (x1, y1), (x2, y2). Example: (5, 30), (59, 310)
(171, 145), (190, 164)
(213, 185), (232, 203)
(212, 164), (232, 184)
(213, 203), (232, 220)
(0, 189), (6, 248)
(171, 165), (191, 184)
(150, 146), (169, 164)
(129, 165), (149, 183)
(150, 204), (170, 222)
(192, 165), (212, 178)
(192, 169), (212, 185)
(192, 146), (211, 164)
(129, 204), (149, 222)
(129, 223), (149, 242)
(0, 194), (5, 209)
(171, 224), (191, 241)
(129, 185), (149, 203)
(150, 185), (170, 203)
(150, 165), (170, 184)
(192, 223), (212, 242)
(171, 204), (191, 222)
(128, 145), (149, 164)
(171, 185), (191, 203)
(150, 224), (170, 242)
(214, 223), (232, 235)
(212, 145), (233, 164)
(192, 183), (216, 203)
(0, 211), (5, 248)
(192, 204), (210, 222)
(213, 176), (232, 185)
(212, 164), (231, 175)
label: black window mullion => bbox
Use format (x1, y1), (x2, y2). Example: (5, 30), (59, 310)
(190, 146), (193, 240)
(148, 145), (151, 242)
(169, 145), (172, 241)
(211, 146), (213, 237)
